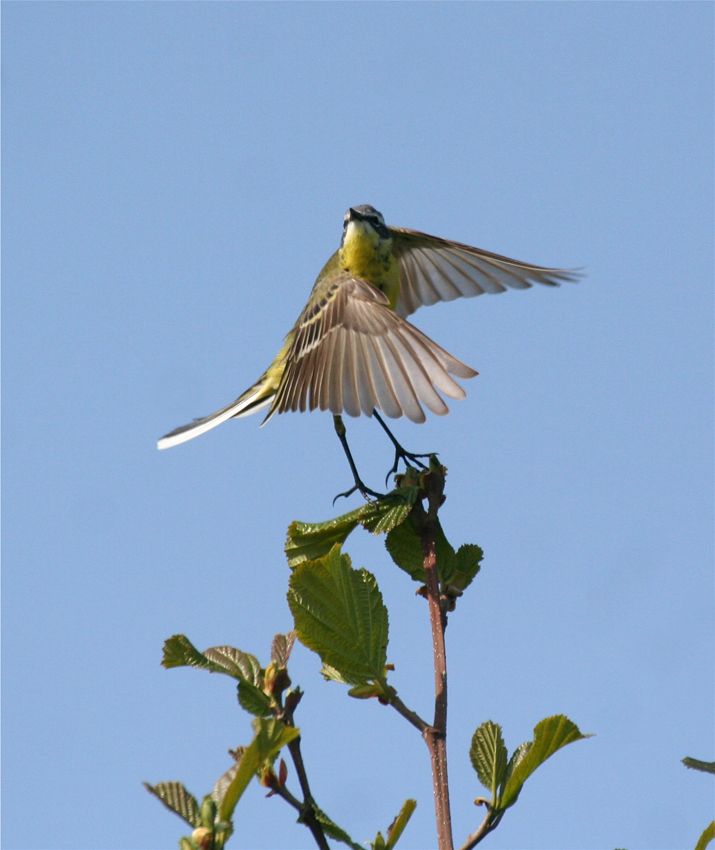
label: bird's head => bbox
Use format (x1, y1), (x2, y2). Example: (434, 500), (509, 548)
(342, 205), (391, 243)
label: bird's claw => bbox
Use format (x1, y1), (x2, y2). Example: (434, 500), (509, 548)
(333, 482), (384, 505)
(385, 450), (433, 486)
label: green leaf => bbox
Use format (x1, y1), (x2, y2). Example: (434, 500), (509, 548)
(361, 489), (420, 535)
(695, 821), (715, 850)
(450, 543), (483, 592)
(313, 806), (363, 850)
(683, 757), (715, 775)
(162, 635), (227, 674)
(212, 762), (239, 806)
(237, 680), (272, 716)
(385, 798), (417, 849)
(385, 517), (455, 582)
(385, 518), (480, 592)
(500, 741), (531, 796)
(499, 715), (591, 810)
(384, 520), (424, 580)
(285, 490), (420, 567)
(218, 747), (260, 823)
(470, 721), (508, 802)
(286, 513), (362, 568)
(288, 545), (389, 687)
(143, 781), (202, 828)
(218, 718), (299, 822)
(203, 646), (263, 685)
(162, 635), (262, 685)
(271, 631), (296, 667)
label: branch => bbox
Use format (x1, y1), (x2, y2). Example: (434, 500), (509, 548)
(269, 776), (331, 850)
(411, 462), (453, 850)
(270, 692), (330, 850)
(389, 693), (430, 734)
(456, 808), (503, 850)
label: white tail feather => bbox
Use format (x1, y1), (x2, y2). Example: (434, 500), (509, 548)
(157, 389), (273, 450)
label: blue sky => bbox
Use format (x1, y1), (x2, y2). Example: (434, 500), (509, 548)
(3, 3), (713, 849)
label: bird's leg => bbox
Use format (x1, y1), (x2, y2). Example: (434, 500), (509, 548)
(372, 409), (433, 484)
(332, 415), (383, 503)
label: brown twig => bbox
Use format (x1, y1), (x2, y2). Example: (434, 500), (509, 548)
(456, 808), (502, 850)
(285, 736), (331, 850)
(268, 769), (331, 850)
(389, 693), (430, 734)
(271, 691), (330, 850)
(411, 463), (454, 850)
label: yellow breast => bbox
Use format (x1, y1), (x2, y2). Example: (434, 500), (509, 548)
(339, 221), (400, 310)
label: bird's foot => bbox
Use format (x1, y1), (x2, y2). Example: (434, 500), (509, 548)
(333, 480), (384, 505)
(385, 448), (434, 486)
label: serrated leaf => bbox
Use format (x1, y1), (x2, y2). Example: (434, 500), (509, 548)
(237, 680), (272, 716)
(385, 798), (417, 849)
(211, 762), (239, 806)
(162, 635), (227, 674)
(500, 740), (531, 796)
(470, 721), (508, 801)
(271, 631), (296, 667)
(143, 781), (202, 828)
(313, 806), (363, 850)
(203, 646), (262, 685)
(162, 636), (263, 687)
(285, 490), (419, 567)
(286, 514), (362, 568)
(499, 715), (590, 810)
(319, 661), (352, 684)
(695, 821), (715, 850)
(218, 718), (299, 822)
(384, 520), (424, 580)
(683, 757), (715, 774)
(288, 545), (389, 687)
(384, 517), (456, 583)
(361, 489), (420, 535)
(450, 543), (483, 591)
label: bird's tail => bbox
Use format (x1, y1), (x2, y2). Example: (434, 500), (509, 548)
(157, 341), (290, 450)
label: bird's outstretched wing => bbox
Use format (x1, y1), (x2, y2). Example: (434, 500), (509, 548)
(266, 271), (477, 424)
(390, 227), (581, 318)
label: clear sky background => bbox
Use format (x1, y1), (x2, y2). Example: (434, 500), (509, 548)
(3, 4), (713, 849)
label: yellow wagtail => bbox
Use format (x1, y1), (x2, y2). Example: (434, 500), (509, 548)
(158, 205), (578, 493)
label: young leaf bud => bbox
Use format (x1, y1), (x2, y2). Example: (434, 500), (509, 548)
(190, 826), (213, 850)
(283, 687), (303, 715)
(259, 765), (277, 789)
(200, 796), (217, 828)
(347, 684), (380, 699)
(263, 661), (278, 695)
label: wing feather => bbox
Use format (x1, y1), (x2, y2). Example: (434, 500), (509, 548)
(354, 330), (377, 416)
(395, 328), (465, 404)
(390, 227), (581, 318)
(365, 333), (403, 419)
(377, 334), (424, 423)
(329, 329), (346, 414)
(388, 330), (449, 416)
(265, 270), (476, 423)
(341, 332), (361, 418)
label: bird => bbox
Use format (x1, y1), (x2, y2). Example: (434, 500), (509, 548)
(158, 205), (578, 493)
